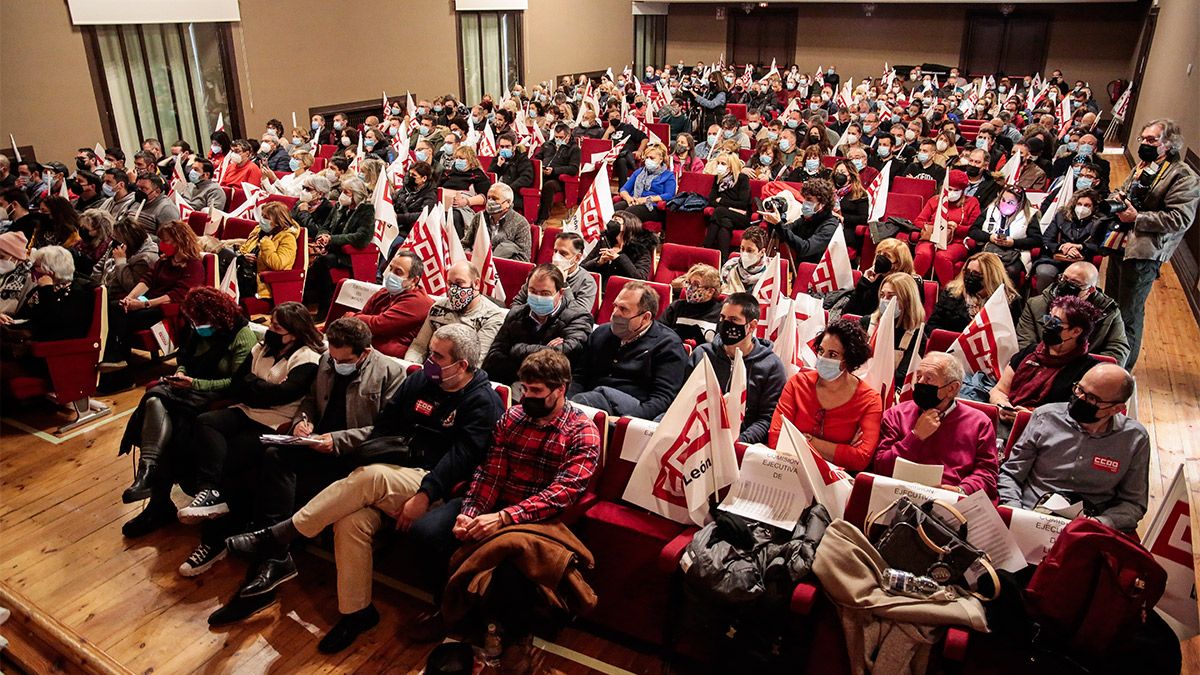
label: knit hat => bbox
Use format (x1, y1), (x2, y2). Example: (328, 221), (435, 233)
(947, 169), (969, 190)
(0, 232), (29, 260)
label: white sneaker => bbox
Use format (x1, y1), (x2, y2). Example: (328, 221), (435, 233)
(179, 542), (227, 577)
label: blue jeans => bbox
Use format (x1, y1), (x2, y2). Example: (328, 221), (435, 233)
(407, 497), (463, 592)
(1105, 254), (1161, 370)
(569, 386), (643, 417)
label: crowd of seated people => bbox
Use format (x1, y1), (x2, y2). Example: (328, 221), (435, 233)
(1, 58), (1195, 673)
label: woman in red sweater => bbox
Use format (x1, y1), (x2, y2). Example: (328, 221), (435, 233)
(911, 169), (981, 286)
(768, 319), (883, 472)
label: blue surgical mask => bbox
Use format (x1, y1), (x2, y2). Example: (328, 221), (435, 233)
(1075, 176), (1094, 190)
(333, 121), (345, 131)
(365, 139), (377, 148)
(707, 134), (718, 146)
(419, 126), (431, 136)
(102, 184), (115, 197)
(453, 158), (468, 171)
(333, 360), (358, 376)
(975, 137), (988, 149)
(415, 150), (430, 162)
(291, 137), (302, 146)
(1066, 141), (1078, 152)
(1077, 143), (1093, 157)
(722, 129), (735, 139)
(498, 147), (514, 159)
(259, 220), (273, 234)
(194, 324), (215, 338)
(877, 146), (891, 157)
(804, 158), (819, 172)
(526, 293), (556, 316)
(311, 121), (320, 131)
(767, 131), (779, 141)
(917, 152), (930, 163)
(852, 158), (865, 171)
(779, 139), (792, 152)
(760, 154), (773, 165)
(862, 124), (874, 134)
(800, 200), (816, 217)
(383, 272), (406, 294)
(815, 355), (843, 381)
(786, 119), (800, 129)
(188, 170), (201, 184)
(289, 158), (301, 172)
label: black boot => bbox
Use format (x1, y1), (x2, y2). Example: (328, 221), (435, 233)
(121, 500), (176, 538)
(122, 458), (159, 503)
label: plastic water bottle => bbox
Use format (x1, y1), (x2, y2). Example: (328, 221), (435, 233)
(483, 623), (503, 668)
(882, 568), (940, 597)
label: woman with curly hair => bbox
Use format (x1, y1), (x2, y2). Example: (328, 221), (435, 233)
(763, 178), (842, 265)
(119, 286), (258, 538)
(768, 319), (883, 472)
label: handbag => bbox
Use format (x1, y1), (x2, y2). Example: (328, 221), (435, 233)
(866, 497), (999, 599)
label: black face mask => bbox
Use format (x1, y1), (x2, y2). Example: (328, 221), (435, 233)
(1041, 326), (1065, 346)
(1067, 393), (1101, 424)
(609, 118), (621, 128)
(873, 256), (893, 275)
(1055, 281), (1083, 298)
(717, 318), (748, 345)
(521, 391), (557, 418)
(1137, 142), (1160, 163)
(832, 172), (849, 188)
(604, 220), (621, 242)
(76, 157), (91, 172)
(912, 382), (944, 411)
(963, 271), (985, 295)
(964, 165), (982, 178)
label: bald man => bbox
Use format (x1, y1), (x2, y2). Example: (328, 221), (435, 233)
(1050, 132), (1110, 194)
(403, 260), (507, 363)
(1016, 261), (1129, 365)
(872, 352), (999, 498)
(998, 363), (1149, 531)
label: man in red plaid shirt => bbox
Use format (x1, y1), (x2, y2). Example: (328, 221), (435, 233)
(453, 349), (602, 542)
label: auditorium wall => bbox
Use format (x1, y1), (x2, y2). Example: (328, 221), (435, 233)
(524, 0), (634, 88)
(664, 3), (1143, 115)
(1127, 0), (1198, 158)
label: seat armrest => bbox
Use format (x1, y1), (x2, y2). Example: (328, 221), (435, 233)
(30, 338), (100, 358)
(944, 627), (970, 661)
(657, 527), (699, 575)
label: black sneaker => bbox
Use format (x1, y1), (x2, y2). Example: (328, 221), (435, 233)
(178, 541), (227, 577)
(317, 604), (380, 654)
(207, 590), (278, 626)
(239, 555), (297, 597)
(121, 502), (176, 538)
(177, 489), (230, 523)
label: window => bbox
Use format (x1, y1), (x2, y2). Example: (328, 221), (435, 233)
(84, 23), (240, 154)
(458, 11), (524, 104)
(633, 15), (666, 75)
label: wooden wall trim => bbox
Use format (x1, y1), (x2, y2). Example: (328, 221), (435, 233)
(1169, 149), (1200, 326)
(0, 581), (132, 675)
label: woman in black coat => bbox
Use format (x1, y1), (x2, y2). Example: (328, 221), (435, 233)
(582, 210), (657, 282)
(703, 152), (752, 258)
(833, 159), (871, 251)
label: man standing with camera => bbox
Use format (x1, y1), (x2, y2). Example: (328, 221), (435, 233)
(1104, 118), (1199, 369)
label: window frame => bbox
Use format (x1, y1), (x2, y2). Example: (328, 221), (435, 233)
(633, 14), (666, 77)
(81, 22), (244, 149)
(455, 10), (525, 104)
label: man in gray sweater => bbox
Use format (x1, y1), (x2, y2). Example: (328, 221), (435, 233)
(180, 158), (228, 212)
(998, 363), (1149, 532)
(135, 173), (181, 234)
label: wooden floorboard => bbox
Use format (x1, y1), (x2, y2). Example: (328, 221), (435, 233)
(1, 164), (1197, 673)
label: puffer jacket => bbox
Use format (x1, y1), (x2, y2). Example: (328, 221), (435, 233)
(681, 504), (831, 609)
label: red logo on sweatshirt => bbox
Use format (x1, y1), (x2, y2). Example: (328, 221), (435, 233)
(414, 400), (434, 416)
(1092, 456), (1120, 473)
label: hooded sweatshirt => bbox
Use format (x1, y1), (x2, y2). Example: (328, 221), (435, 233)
(689, 336), (787, 444)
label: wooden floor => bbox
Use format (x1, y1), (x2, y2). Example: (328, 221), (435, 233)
(2, 156), (1198, 674)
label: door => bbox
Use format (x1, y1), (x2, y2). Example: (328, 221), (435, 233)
(961, 11), (1050, 77)
(727, 7), (797, 67)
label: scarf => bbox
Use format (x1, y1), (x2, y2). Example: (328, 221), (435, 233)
(1008, 338), (1089, 408)
(632, 163), (661, 198)
(718, 170), (735, 192)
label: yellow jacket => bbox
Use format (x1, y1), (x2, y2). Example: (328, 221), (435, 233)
(238, 225), (298, 297)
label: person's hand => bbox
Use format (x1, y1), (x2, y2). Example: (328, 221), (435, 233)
(465, 513), (505, 541)
(297, 200), (311, 213)
(939, 484), (965, 494)
(1116, 200), (1138, 224)
(452, 194), (468, 208)
(913, 408), (942, 440)
(0, 314), (13, 325)
(35, 274), (53, 287)
(543, 165), (553, 175)
(762, 211), (781, 225)
(242, 253), (257, 264)
(316, 233), (331, 245)
(547, 337), (564, 347)
(599, 248), (618, 264)
(292, 419), (313, 437)
(989, 233), (1002, 245)
(453, 514), (474, 540)
(308, 433), (335, 453)
(395, 492), (431, 531)
(167, 373), (194, 389)
(262, 168), (277, 182)
(997, 406), (1017, 422)
(111, 243), (127, 260)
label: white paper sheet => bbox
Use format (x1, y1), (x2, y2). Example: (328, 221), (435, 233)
(1040, 493), (1085, 519)
(718, 445), (808, 530)
(956, 490), (1028, 572)
(893, 457), (944, 488)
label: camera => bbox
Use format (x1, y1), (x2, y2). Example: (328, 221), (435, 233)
(1097, 196), (1128, 217)
(763, 195), (788, 215)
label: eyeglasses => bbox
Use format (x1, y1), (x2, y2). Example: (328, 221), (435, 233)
(1072, 383), (1121, 407)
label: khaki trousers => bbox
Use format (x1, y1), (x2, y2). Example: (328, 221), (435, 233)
(292, 464), (427, 614)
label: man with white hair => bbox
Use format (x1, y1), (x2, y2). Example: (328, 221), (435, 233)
(872, 351), (999, 498)
(1105, 117), (1199, 370)
(460, 182), (531, 261)
(5, 245), (94, 342)
(225, 323), (505, 653)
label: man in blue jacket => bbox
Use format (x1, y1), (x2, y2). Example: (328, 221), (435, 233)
(220, 324), (504, 652)
(569, 280), (686, 419)
(687, 293), (786, 445)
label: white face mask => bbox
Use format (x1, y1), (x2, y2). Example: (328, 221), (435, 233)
(1074, 205), (1093, 220)
(739, 250), (761, 267)
(551, 252), (575, 273)
(946, 189), (963, 202)
(338, 193), (353, 207)
(714, 163), (729, 177)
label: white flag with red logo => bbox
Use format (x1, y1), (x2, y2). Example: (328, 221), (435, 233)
(930, 184), (952, 250)
(1142, 467), (1199, 638)
(371, 166), (399, 259)
(726, 349), (748, 441)
(580, 137), (628, 174)
(468, 213), (506, 304)
(777, 419), (853, 520)
(897, 331), (925, 402)
(563, 163), (614, 253)
(1056, 94), (1074, 138)
(625, 112), (661, 145)
(227, 181), (265, 220)
(623, 355), (739, 526)
(948, 285), (1018, 379)
(478, 123), (498, 158)
(406, 92), (419, 132)
(214, 113), (225, 133)
(398, 206), (447, 295)
(1111, 86), (1132, 121)
(219, 256), (239, 300)
(998, 150), (1021, 185)
(348, 133), (365, 175)
(1040, 169), (1075, 227)
(751, 253), (784, 308)
(770, 294), (824, 378)
(174, 190), (196, 221)
(389, 121), (411, 177)
(808, 227), (854, 294)
(860, 299), (898, 409)
(867, 161), (892, 222)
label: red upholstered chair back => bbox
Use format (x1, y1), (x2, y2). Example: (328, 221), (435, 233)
(596, 276), (671, 323)
(924, 327), (960, 355)
(653, 243), (721, 285)
(892, 176), (938, 201)
(494, 258), (535, 307)
(883, 192), (924, 221)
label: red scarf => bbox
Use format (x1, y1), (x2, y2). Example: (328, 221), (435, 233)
(1008, 338), (1089, 408)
